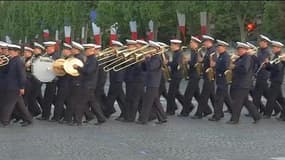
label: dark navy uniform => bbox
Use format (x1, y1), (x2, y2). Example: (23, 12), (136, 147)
(210, 51), (232, 120)
(95, 66), (108, 116)
(229, 54), (260, 123)
(180, 49), (201, 116)
(252, 47), (271, 113)
(138, 54), (167, 124)
(105, 69), (126, 119)
(1, 56), (33, 125)
(166, 50), (184, 115)
(194, 46), (216, 118)
(125, 63), (145, 121)
(264, 52), (285, 118)
(39, 52), (60, 120)
(23, 56), (42, 117)
(76, 54), (106, 125)
(0, 56), (8, 110)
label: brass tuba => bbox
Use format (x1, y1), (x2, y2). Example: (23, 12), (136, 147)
(224, 53), (239, 84)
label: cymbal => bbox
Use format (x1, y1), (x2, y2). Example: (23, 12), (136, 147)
(52, 58), (66, 76)
(63, 57), (84, 76)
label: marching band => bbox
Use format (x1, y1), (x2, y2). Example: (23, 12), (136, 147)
(0, 34), (285, 127)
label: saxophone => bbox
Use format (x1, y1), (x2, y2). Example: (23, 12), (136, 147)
(180, 47), (190, 80)
(205, 52), (216, 81)
(195, 46), (205, 76)
(161, 51), (171, 81)
(224, 53), (239, 84)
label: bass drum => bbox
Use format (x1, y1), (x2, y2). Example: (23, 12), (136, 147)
(32, 56), (56, 82)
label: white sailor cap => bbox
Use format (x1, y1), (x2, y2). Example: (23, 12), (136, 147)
(63, 43), (72, 49)
(271, 40), (284, 48)
(191, 36), (201, 43)
(24, 46), (34, 52)
(236, 42), (250, 49)
(136, 40), (148, 45)
(95, 44), (102, 49)
(111, 40), (123, 47)
(82, 43), (96, 49)
(202, 35), (215, 41)
(71, 41), (84, 51)
(246, 42), (257, 49)
(34, 42), (45, 50)
(157, 42), (169, 47)
(216, 40), (229, 47)
(43, 41), (56, 47)
(0, 41), (8, 48)
(149, 40), (160, 48)
(8, 44), (21, 50)
(170, 39), (182, 44)
(259, 34), (271, 42)
(126, 39), (137, 45)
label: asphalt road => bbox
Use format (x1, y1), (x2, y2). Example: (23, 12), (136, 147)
(1, 79), (285, 160)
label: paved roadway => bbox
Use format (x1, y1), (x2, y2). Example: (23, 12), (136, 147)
(0, 80), (285, 160)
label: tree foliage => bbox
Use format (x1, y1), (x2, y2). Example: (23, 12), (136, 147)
(0, 1), (283, 45)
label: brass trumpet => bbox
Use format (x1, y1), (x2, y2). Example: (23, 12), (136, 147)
(0, 54), (10, 66)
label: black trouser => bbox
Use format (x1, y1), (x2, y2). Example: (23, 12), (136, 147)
(125, 82), (144, 121)
(41, 82), (57, 119)
(105, 82), (126, 117)
(180, 78), (200, 116)
(1, 91), (33, 125)
(139, 87), (167, 123)
(159, 75), (168, 100)
(79, 88), (106, 124)
(24, 76), (42, 117)
(166, 78), (184, 114)
(252, 79), (268, 112)
(95, 70), (107, 112)
(195, 79), (215, 116)
(230, 88), (260, 122)
(213, 86), (232, 119)
(52, 85), (70, 121)
(264, 83), (285, 117)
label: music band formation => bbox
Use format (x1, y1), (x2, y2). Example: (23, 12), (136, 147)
(0, 34), (284, 127)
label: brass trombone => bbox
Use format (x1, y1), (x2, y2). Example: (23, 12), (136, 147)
(98, 46), (128, 66)
(102, 45), (149, 72)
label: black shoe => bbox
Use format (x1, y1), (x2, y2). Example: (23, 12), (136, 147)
(136, 121), (147, 125)
(203, 111), (212, 117)
(36, 117), (48, 121)
(94, 120), (105, 125)
(191, 115), (202, 119)
(226, 120), (238, 125)
(208, 117), (220, 122)
(155, 120), (167, 124)
(276, 117), (285, 121)
(48, 119), (59, 123)
(21, 121), (32, 127)
(244, 113), (252, 117)
(166, 112), (175, 116)
(263, 115), (271, 119)
(253, 118), (260, 124)
(115, 117), (125, 121)
(178, 113), (189, 117)
(13, 119), (21, 123)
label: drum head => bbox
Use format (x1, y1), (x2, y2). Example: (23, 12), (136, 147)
(63, 58), (84, 76)
(32, 57), (56, 82)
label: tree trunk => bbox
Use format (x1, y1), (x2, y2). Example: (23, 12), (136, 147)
(236, 14), (247, 42)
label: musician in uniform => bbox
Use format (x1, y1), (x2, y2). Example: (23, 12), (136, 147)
(166, 39), (185, 115)
(1, 44), (33, 127)
(137, 41), (167, 124)
(227, 42), (261, 124)
(37, 41), (60, 121)
(0, 41), (9, 110)
(179, 36), (202, 117)
(263, 41), (285, 120)
(192, 35), (216, 119)
(31, 42), (45, 108)
(209, 40), (232, 121)
(50, 43), (73, 122)
(23, 46), (41, 117)
(104, 40), (127, 119)
(252, 35), (271, 114)
(73, 44), (106, 125)
(124, 39), (147, 122)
